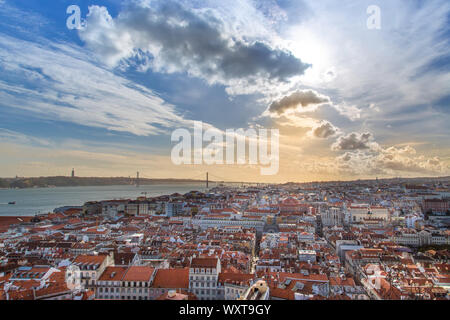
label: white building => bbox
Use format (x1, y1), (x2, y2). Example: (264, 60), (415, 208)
(189, 257), (221, 300)
(349, 205), (390, 223)
(321, 207), (344, 227)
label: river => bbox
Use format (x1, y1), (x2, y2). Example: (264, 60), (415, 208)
(0, 184), (208, 216)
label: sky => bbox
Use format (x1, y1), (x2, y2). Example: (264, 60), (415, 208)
(0, 0), (449, 183)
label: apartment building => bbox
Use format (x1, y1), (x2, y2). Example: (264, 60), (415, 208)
(189, 257), (221, 300)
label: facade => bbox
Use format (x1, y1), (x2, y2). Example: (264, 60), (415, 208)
(424, 199), (449, 215)
(192, 218), (265, 233)
(150, 268), (189, 299)
(189, 258), (221, 300)
(96, 266), (128, 300)
(165, 202), (184, 217)
(120, 266), (155, 300)
(95, 266), (156, 300)
(217, 273), (255, 300)
(391, 229), (450, 247)
(321, 207), (344, 227)
(349, 205), (389, 223)
(73, 253), (114, 289)
(298, 250), (317, 263)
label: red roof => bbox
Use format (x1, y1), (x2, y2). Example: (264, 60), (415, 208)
(152, 268), (189, 289)
(191, 258), (219, 269)
(98, 266), (128, 281)
(123, 266), (154, 282)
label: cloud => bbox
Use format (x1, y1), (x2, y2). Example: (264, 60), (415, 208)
(0, 34), (195, 136)
(329, 127), (449, 176)
(79, 1), (311, 96)
(333, 103), (362, 121)
(332, 132), (377, 151)
(383, 146), (417, 156)
(285, 0), (450, 135)
(0, 128), (52, 147)
(268, 90), (329, 114)
(310, 120), (338, 139)
(337, 149), (447, 176)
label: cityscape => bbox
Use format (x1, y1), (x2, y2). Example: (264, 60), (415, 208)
(0, 0), (449, 307)
(0, 176), (449, 300)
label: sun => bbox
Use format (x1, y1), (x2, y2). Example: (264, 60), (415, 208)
(283, 27), (335, 85)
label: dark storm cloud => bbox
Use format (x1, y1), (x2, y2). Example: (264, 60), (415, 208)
(332, 132), (375, 151)
(268, 90), (329, 114)
(80, 1), (311, 90)
(311, 121), (338, 139)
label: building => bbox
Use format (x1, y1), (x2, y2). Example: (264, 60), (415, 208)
(321, 207), (344, 227)
(150, 268), (189, 299)
(424, 199), (449, 215)
(349, 205), (389, 223)
(96, 266), (128, 300)
(298, 250), (317, 263)
(189, 257), (221, 300)
(165, 202), (184, 217)
(121, 266), (155, 300)
(72, 253), (114, 289)
(218, 273), (255, 300)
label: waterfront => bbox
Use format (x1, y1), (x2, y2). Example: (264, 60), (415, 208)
(0, 184), (207, 216)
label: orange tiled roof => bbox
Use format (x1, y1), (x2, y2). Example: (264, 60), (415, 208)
(98, 266), (128, 281)
(152, 268), (189, 289)
(190, 257), (218, 268)
(122, 266), (154, 282)
(74, 254), (107, 265)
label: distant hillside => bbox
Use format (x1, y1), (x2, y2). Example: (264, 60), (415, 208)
(290, 176), (450, 186)
(0, 175), (448, 189)
(0, 176), (206, 189)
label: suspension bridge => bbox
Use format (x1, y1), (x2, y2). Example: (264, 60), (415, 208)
(131, 171), (257, 189)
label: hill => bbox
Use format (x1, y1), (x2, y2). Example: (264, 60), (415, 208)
(0, 176), (205, 189)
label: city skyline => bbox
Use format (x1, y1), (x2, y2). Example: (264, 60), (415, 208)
(0, 0), (449, 183)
